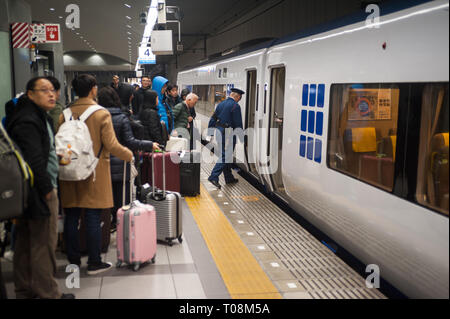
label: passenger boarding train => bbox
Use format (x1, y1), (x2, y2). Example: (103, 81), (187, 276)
(178, 0), (449, 298)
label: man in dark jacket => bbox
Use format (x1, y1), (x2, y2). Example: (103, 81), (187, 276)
(165, 84), (182, 109)
(207, 88), (245, 189)
(140, 90), (165, 145)
(6, 77), (74, 299)
(111, 75), (133, 109)
(132, 76), (152, 117)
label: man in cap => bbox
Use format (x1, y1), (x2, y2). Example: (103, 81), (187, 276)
(207, 88), (245, 189)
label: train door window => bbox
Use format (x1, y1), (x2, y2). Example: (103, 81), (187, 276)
(268, 67), (286, 195)
(416, 84), (449, 215)
(245, 70), (257, 174)
(192, 85), (209, 114)
(327, 84), (400, 192)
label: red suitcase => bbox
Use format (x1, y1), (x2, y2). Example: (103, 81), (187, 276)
(142, 152), (180, 193)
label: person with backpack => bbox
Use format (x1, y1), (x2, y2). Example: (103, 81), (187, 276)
(97, 86), (160, 229)
(5, 77), (74, 299)
(58, 74), (133, 275)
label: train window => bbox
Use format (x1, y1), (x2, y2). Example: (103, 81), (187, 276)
(416, 84), (449, 215)
(327, 84), (400, 192)
(192, 85), (208, 114)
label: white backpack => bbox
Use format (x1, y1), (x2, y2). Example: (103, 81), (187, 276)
(55, 105), (105, 181)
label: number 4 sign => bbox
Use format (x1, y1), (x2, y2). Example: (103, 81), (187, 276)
(45, 24), (61, 43)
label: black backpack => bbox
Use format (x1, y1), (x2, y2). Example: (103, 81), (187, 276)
(0, 122), (33, 221)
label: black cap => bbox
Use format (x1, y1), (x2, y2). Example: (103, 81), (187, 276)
(231, 88), (245, 95)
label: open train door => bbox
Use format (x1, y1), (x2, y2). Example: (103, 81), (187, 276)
(243, 69), (259, 179)
(265, 66), (287, 200)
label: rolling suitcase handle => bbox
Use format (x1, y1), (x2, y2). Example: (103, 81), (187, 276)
(151, 147), (166, 201)
(122, 160), (134, 207)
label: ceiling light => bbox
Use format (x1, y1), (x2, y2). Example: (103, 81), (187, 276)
(58, 16), (63, 19)
(126, 25), (132, 28)
(128, 37), (131, 40)
(127, 32), (131, 35)
(50, 8), (55, 11)
(124, 4), (131, 8)
(126, 16), (132, 20)
(76, 32), (79, 35)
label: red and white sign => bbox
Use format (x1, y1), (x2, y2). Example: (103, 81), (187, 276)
(31, 23), (61, 44)
(11, 23), (30, 48)
(45, 24), (60, 43)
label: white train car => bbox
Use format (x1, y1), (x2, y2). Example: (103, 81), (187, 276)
(177, 0), (449, 298)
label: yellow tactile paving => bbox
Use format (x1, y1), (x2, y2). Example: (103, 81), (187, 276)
(185, 184), (282, 299)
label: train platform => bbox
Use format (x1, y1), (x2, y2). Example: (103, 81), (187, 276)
(0, 161), (386, 299)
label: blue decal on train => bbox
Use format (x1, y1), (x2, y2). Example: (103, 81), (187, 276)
(314, 139), (322, 163)
(308, 110), (315, 134)
(309, 84), (317, 107)
(317, 84), (325, 108)
(300, 84), (325, 163)
(307, 137), (314, 160)
(302, 84), (309, 106)
(316, 112), (323, 136)
(301, 110), (307, 132)
(299, 135), (306, 157)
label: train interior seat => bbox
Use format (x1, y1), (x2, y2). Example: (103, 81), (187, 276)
(343, 127), (377, 176)
(430, 132), (449, 213)
(343, 127), (395, 190)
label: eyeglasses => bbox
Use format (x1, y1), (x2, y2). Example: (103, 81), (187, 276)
(32, 89), (57, 94)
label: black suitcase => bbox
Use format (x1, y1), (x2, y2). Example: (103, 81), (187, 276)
(179, 151), (201, 197)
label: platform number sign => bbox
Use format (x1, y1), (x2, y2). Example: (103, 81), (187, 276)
(138, 46), (156, 64)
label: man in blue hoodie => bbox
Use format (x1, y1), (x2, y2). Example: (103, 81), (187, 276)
(152, 76), (174, 134)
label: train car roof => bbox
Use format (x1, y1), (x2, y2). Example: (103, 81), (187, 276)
(179, 0), (434, 73)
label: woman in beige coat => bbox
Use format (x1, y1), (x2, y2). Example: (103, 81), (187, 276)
(59, 74), (133, 275)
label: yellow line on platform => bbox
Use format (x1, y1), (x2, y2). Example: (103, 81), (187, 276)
(185, 184), (282, 299)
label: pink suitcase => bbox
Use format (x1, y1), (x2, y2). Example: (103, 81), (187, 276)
(116, 162), (157, 271)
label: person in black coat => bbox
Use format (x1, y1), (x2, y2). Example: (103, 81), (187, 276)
(139, 89), (166, 146)
(98, 87), (160, 226)
(132, 76), (152, 118)
(5, 77), (71, 299)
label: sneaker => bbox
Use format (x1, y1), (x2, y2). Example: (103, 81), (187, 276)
(60, 293), (76, 299)
(87, 262), (113, 275)
(3, 250), (14, 262)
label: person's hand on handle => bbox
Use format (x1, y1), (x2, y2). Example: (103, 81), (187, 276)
(153, 143), (161, 151)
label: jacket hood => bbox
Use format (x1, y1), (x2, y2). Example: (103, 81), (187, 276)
(152, 76), (168, 102)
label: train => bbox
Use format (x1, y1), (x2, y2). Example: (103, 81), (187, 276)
(177, 0), (449, 298)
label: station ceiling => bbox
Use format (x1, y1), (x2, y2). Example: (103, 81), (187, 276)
(24, 0), (270, 66)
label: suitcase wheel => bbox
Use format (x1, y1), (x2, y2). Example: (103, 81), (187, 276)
(133, 263), (140, 272)
(151, 256), (156, 264)
(116, 261), (122, 268)
(178, 235), (183, 244)
(168, 240), (173, 247)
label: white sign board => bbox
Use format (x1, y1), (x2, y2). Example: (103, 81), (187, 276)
(138, 46), (156, 64)
(31, 23), (61, 43)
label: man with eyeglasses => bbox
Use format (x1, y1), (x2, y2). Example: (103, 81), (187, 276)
(5, 77), (74, 299)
